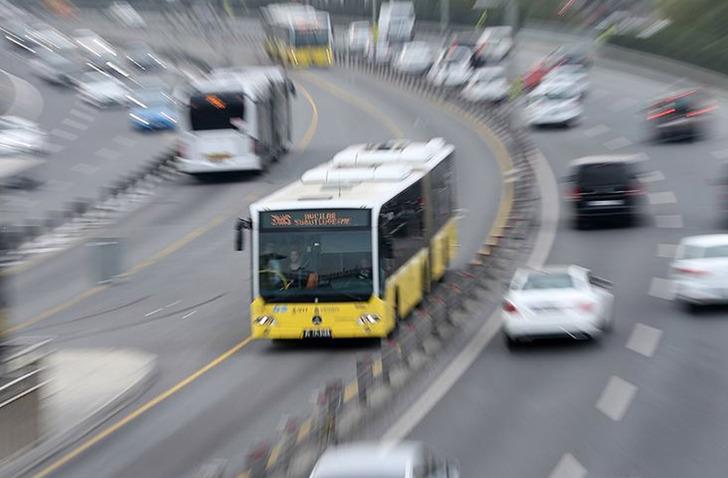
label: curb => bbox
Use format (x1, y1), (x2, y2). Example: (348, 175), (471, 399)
(0, 351), (158, 478)
(0, 69), (14, 115)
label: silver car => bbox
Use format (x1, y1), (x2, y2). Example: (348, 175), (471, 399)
(309, 441), (459, 478)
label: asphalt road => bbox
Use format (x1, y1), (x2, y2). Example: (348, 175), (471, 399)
(402, 41), (728, 478)
(7, 49), (503, 478)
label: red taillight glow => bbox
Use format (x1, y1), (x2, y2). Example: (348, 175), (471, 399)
(647, 108), (676, 120)
(674, 266), (709, 276)
(176, 142), (186, 158)
(686, 105), (718, 117)
(578, 302), (594, 313)
(566, 186), (582, 200)
(624, 183), (644, 196)
(503, 301), (517, 313)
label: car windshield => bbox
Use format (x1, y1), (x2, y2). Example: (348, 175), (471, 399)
(577, 163), (629, 187)
(293, 29), (329, 47)
(522, 273), (574, 290)
(258, 210), (373, 302)
(682, 244), (728, 259)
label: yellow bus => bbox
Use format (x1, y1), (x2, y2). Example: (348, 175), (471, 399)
(261, 4), (333, 68)
(235, 139), (458, 339)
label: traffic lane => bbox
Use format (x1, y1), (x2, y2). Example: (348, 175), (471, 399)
(25, 71), (412, 477)
(7, 78), (316, 326)
(318, 67), (503, 268)
(38, 70), (508, 478)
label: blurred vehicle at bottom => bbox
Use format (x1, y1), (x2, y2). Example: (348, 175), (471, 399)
(460, 66), (508, 102)
(392, 41), (434, 74)
(646, 89), (716, 141)
(502, 265), (614, 347)
(563, 155), (645, 228)
(0, 116), (47, 156)
(309, 442), (459, 478)
(671, 235), (728, 312)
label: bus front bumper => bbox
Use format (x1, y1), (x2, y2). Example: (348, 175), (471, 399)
(177, 155), (263, 174)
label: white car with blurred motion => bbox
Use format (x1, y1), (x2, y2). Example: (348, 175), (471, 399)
(427, 46), (473, 87)
(502, 265), (614, 346)
(671, 235), (728, 312)
(76, 71), (129, 107)
(346, 21), (371, 56)
(0, 116), (47, 156)
(460, 66), (509, 102)
(525, 80), (583, 126)
(543, 64), (590, 97)
(309, 442), (459, 478)
(393, 41), (434, 74)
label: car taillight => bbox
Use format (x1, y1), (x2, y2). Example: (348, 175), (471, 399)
(566, 186), (582, 200)
(176, 142), (186, 158)
(503, 301), (517, 313)
(624, 183), (643, 196)
(674, 266), (709, 276)
(647, 108), (675, 121)
(578, 301), (594, 313)
(686, 105), (718, 117)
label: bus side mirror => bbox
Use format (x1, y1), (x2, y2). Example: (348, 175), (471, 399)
(446, 461), (460, 478)
(235, 217), (251, 251)
(288, 80), (297, 97)
(381, 236), (395, 259)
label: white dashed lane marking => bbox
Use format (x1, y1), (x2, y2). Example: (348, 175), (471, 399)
(113, 136), (137, 147)
(657, 243), (678, 258)
(96, 148), (121, 160)
(639, 170), (665, 183)
(62, 118), (89, 130)
(648, 277), (675, 300)
(69, 108), (90, 119)
(50, 129), (78, 141)
(583, 124), (610, 138)
(548, 453), (587, 478)
(648, 191), (677, 205)
(655, 214), (683, 228)
(626, 323), (663, 357)
(603, 137), (632, 150)
(596, 376), (638, 422)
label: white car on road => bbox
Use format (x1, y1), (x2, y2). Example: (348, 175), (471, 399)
(346, 21), (371, 56)
(393, 41), (434, 75)
(0, 116), (47, 156)
(309, 442), (459, 478)
(671, 235), (728, 312)
(76, 71), (130, 107)
(502, 265), (614, 346)
(427, 46), (473, 87)
(525, 80), (583, 127)
(543, 64), (590, 97)
(460, 66), (509, 102)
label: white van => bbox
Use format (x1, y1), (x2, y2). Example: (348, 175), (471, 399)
(176, 68), (295, 175)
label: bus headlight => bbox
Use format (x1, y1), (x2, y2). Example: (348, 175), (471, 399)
(255, 315), (276, 326)
(358, 314), (380, 325)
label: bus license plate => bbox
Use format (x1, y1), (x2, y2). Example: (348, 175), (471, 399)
(303, 329), (332, 338)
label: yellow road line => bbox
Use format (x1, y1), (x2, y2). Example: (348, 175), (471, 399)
(299, 72), (405, 139)
(296, 83), (319, 151)
(343, 381), (358, 403)
(32, 336), (254, 478)
(266, 442), (283, 470)
(296, 417), (313, 444)
(372, 358), (383, 377)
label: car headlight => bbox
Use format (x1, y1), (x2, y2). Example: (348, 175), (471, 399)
(254, 315), (276, 326)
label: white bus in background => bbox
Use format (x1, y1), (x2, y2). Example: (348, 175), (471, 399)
(378, 1), (415, 43)
(176, 67), (295, 175)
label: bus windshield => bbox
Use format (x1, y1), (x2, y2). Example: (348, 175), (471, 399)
(189, 93), (245, 131)
(258, 209), (373, 302)
(293, 29), (329, 47)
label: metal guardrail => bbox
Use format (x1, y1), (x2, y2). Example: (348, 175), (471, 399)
(196, 52), (542, 478)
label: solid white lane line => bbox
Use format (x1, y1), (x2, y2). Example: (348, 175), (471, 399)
(50, 129), (78, 141)
(583, 124), (610, 137)
(603, 137), (632, 150)
(626, 323), (663, 358)
(657, 243), (678, 258)
(165, 300), (181, 308)
(596, 376), (638, 422)
(181, 310), (197, 319)
(70, 163), (99, 175)
(640, 170), (665, 183)
(648, 191), (677, 205)
(548, 453), (587, 478)
(381, 150), (560, 441)
(61, 118), (88, 130)
(144, 307), (164, 317)
(655, 214), (683, 228)
(710, 149), (728, 160)
(648, 277), (675, 301)
(112, 136), (137, 147)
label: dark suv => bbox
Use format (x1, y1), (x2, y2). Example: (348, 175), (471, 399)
(646, 89), (715, 141)
(565, 157), (644, 228)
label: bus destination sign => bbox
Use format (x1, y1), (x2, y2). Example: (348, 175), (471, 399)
(261, 209), (370, 229)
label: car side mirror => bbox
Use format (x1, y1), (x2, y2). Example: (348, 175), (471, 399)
(288, 79), (296, 96)
(235, 217), (251, 251)
(589, 275), (613, 289)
